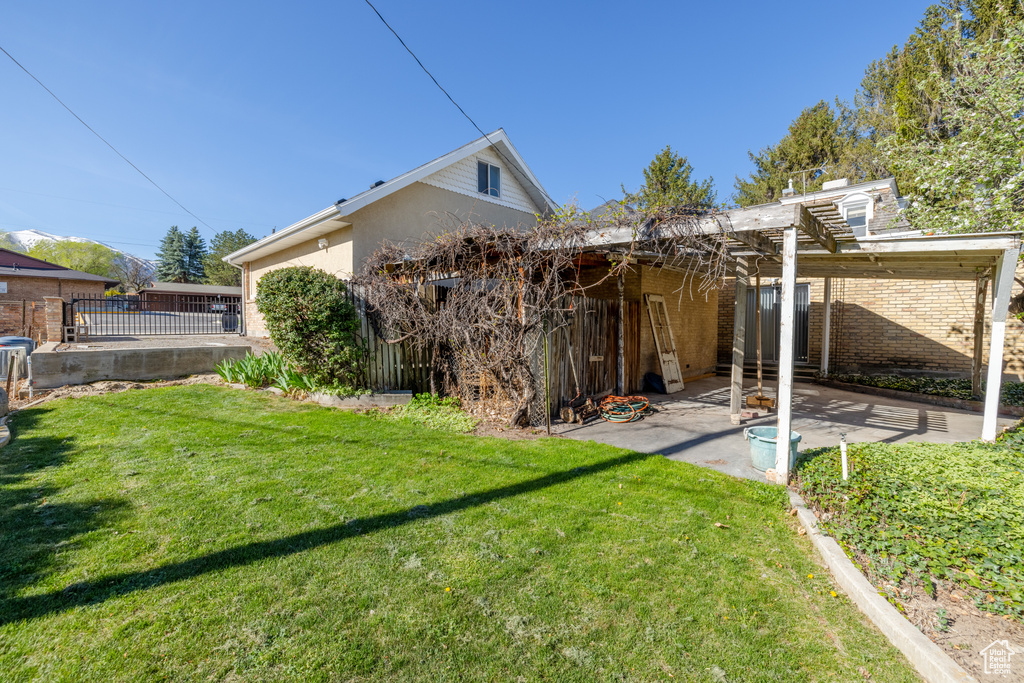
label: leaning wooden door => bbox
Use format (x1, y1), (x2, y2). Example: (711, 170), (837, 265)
(644, 294), (684, 392)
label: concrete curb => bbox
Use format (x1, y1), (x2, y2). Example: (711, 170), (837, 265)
(309, 391), (412, 408)
(788, 489), (976, 683)
(0, 416), (9, 449)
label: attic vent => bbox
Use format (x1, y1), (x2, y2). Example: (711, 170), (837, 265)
(337, 198), (346, 204)
(371, 180), (385, 189)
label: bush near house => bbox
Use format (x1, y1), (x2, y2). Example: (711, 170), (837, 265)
(255, 266), (364, 389)
(824, 372), (1024, 406)
(796, 441), (1024, 622)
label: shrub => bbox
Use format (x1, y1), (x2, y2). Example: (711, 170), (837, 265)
(255, 267), (364, 387)
(215, 351), (286, 388)
(824, 372), (1024, 406)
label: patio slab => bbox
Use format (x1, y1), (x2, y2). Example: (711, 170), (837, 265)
(552, 375), (1015, 481)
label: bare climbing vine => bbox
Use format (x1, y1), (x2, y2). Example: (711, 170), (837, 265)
(356, 203), (729, 424)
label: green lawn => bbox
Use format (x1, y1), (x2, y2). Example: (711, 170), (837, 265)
(0, 386), (917, 681)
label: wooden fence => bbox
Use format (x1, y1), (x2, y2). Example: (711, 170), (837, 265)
(347, 284), (435, 394)
(542, 296), (641, 415)
(347, 284), (639, 413)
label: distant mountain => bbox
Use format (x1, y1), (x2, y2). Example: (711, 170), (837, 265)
(3, 229), (156, 270)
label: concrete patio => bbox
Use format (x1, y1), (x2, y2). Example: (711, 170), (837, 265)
(553, 375), (1015, 481)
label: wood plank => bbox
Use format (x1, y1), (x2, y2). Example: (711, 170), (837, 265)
(795, 204), (838, 253)
(983, 246), (1020, 440)
(776, 228), (798, 483)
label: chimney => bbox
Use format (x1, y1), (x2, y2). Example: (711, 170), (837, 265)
(781, 178), (796, 198)
(822, 178), (850, 191)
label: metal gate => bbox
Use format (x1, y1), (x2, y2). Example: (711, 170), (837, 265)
(68, 294), (242, 336)
(744, 284), (809, 364)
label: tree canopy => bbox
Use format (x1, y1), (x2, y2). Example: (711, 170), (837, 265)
(155, 226), (208, 283)
(204, 229), (257, 286)
(622, 146), (716, 211)
(26, 240), (117, 278)
(881, 10), (1024, 233)
(733, 0), (1024, 206)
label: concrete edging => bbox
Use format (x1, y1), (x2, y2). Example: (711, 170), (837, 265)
(0, 416), (9, 449)
(788, 489), (976, 683)
(309, 391), (412, 408)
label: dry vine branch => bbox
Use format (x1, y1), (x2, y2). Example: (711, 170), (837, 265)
(356, 203), (729, 425)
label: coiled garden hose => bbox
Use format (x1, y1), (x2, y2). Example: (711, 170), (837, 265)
(599, 395), (651, 423)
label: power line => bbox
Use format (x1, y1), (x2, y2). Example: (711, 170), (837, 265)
(362, 0), (558, 210)
(0, 44), (216, 233)
(0, 186), (272, 227)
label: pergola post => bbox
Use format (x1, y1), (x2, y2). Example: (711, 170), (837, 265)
(982, 246), (1020, 441)
(821, 277), (832, 377)
(617, 270), (625, 395)
(729, 258), (749, 424)
(972, 273), (989, 400)
(776, 228), (798, 482)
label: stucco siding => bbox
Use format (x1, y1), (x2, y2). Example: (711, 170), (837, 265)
(420, 147), (539, 214)
(242, 182), (537, 337)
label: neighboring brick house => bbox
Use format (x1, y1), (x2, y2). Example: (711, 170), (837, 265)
(224, 129), (556, 337)
(0, 248), (118, 342)
(715, 179), (1024, 380)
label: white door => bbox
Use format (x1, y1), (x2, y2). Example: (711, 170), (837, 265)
(644, 294), (684, 393)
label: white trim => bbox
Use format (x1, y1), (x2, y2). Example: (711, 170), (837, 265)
(224, 129), (555, 266)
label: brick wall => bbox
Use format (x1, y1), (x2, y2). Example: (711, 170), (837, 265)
(716, 264), (1024, 380)
(0, 276), (105, 303)
(0, 301), (48, 341)
(639, 267), (719, 380)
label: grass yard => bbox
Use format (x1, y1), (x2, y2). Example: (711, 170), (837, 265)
(0, 385), (917, 682)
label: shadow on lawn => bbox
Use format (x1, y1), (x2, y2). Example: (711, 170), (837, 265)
(0, 408), (130, 603)
(0, 448), (654, 626)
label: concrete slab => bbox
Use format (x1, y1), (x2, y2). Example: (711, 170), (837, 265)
(553, 375), (1015, 481)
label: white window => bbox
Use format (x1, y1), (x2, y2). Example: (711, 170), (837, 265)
(837, 192), (873, 238)
(477, 161), (500, 198)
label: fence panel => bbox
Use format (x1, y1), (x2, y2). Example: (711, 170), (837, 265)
(69, 294), (242, 337)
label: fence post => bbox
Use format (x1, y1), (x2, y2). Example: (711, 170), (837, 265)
(43, 297), (65, 343)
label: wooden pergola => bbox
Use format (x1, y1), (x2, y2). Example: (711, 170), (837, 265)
(714, 201), (1020, 482)
(586, 199), (1021, 483)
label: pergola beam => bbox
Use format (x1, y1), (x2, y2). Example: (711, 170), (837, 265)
(794, 204), (838, 253)
(726, 229), (779, 256)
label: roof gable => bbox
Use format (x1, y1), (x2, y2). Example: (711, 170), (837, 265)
(225, 129), (554, 265)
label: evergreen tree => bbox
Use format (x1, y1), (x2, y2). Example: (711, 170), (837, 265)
(622, 146), (715, 211)
(204, 229), (257, 286)
(183, 227), (207, 283)
(155, 226), (187, 283)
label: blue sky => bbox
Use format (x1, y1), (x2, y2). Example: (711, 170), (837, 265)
(1, 1), (929, 260)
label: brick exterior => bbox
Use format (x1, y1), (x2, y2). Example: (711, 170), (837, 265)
(639, 267), (719, 380)
(716, 263), (1024, 380)
(0, 276), (105, 343)
(44, 297), (64, 343)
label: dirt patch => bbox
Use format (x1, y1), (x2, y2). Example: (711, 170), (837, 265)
(472, 421), (561, 441)
(865, 571), (1024, 679)
(9, 373), (224, 411)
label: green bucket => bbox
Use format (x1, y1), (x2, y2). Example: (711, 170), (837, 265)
(744, 426), (801, 472)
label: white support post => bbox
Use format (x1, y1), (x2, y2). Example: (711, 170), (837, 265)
(982, 245), (1020, 440)
(776, 228), (798, 482)
(729, 258), (749, 424)
(820, 277), (831, 377)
